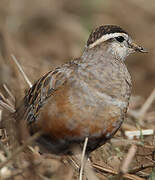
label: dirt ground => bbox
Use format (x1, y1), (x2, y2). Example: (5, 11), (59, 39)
(0, 0), (155, 179)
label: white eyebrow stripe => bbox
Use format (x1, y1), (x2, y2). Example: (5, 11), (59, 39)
(88, 32), (128, 49)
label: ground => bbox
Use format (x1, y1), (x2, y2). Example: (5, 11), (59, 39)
(0, 1), (155, 179)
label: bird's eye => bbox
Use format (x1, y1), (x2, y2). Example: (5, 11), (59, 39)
(115, 36), (125, 43)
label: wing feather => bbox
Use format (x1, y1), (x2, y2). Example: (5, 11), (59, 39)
(23, 68), (68, 124)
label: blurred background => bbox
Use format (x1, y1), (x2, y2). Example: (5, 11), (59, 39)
(0, 0), (154, 99)
(0, 1), (155, 179)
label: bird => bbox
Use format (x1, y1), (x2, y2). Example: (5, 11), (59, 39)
(15, 25), (147, 155)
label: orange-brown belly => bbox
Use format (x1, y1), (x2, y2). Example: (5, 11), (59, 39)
(28, 84), (127, 154)
(35, 87), (125, 142)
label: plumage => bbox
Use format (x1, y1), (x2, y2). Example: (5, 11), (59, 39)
(15, 25), (146, 155)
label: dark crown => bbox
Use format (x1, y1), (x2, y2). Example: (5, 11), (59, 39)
(87, 25), (127, 47)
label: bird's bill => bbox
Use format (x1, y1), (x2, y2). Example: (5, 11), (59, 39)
(130, 42), (148, 53)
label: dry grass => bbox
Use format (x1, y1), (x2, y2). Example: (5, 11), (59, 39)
(0, 0), (154, 179)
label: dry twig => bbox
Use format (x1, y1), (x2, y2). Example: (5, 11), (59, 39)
(79, 137), (88, 180)
(138, 88), (155, 120)
(129, 163), (155, 174)
(121, 145), (137, 174)
(128, 89), (155, 123)
(92, 163), (145, 180)
(3, 84), (15, 105)
(11, 54), (32, 88)
(0, 100), (15, 113)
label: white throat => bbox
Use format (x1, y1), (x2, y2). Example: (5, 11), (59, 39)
(108, 41), (129, 61)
